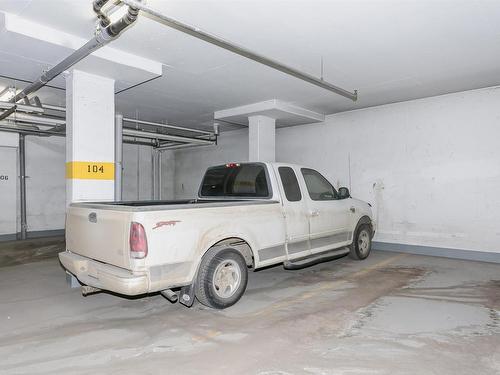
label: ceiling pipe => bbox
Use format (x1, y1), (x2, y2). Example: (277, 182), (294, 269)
(0, 123), (165, 148)
(0, 117), (214, 146)
(93, 0), (112, 28)
(0, 105), (17, 121)
(120, 0), (358, 101)
(123, 128), (215, 145)
(34, 104), (215, 138)
(41, 103), (66, 112)
(1, 110), (215, 143)
(123, 138), (159, 147)
(0, 101), (44, 114)
(122, 117), (213, 136)
(0, 122), (40, 131)
(0, 112), (66, 126)
(155, 142), (215, 152)
(0, 124), (61, 137)
(9, 1), (140, 103)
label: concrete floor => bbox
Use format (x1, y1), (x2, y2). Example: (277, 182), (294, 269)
(0, 239), (499, 375)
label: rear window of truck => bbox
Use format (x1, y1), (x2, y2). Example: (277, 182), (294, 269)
(199, 163), (271, 198)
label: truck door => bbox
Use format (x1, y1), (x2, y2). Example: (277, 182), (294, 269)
(274, 165), (311, 260)
(299, 168), (350, 254)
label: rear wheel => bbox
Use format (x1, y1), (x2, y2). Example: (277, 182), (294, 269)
(349, 224), (372, 260)
(196, 248), (248, 309)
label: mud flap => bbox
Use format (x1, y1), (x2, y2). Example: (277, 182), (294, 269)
(179, 283), (195, 307)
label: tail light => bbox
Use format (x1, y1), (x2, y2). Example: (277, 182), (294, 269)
(130, 222), (148, 259)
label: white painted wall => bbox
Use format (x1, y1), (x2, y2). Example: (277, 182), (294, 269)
(122, 143), (154, 201)
(25, 136), (66, 232)
(0, 133), (19, 235)
(160, 150), (176, 200)
(1, 86), (498, 253)
(173, 87), (500, 254)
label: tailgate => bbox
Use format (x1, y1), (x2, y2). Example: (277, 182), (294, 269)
(66, 205), (132, 270)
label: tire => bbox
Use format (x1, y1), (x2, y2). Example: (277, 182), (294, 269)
(195, 247), (248, 309)
(349, 224), (372, 260)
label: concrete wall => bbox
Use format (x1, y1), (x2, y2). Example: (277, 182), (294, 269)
(0, 133), (19, 235)
(25, 136), (66, 232)
(160, 150), (176, 200)
(0, 132), (156, 236)
(173, 87), (500, 254)
(122, 143), (154, 201)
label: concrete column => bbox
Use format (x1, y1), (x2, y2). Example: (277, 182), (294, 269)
(248, 115), (275, 162)
(66, 70), (115, 205)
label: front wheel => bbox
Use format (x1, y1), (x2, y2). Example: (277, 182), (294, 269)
(349, 224), (372, 260)
(196, 248), (248, 309)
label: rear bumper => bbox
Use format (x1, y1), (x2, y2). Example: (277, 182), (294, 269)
(59, 251), (149, 296)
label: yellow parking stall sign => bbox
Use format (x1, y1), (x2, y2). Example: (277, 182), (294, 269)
(66, 161), (115, 180)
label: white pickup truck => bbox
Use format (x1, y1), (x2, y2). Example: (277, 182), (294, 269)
(59, 162), (375, 309)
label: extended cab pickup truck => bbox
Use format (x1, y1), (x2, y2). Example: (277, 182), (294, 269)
(59, 162), (375, 309)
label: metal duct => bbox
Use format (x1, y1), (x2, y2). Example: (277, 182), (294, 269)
(9, 1), (140, 103)
(120, 0), (358, 101)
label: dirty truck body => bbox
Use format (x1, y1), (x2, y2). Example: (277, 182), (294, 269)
(59, 162), (375, 309)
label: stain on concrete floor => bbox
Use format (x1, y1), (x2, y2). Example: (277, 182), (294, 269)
(0, 242), (498, 375)
(0, 237), (64, 268)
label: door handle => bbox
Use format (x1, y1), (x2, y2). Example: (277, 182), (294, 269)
(350, 206), (356, 213)
(310, 210), (320, 217)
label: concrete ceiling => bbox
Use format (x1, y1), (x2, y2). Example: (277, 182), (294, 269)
(1, 0), (500, 131)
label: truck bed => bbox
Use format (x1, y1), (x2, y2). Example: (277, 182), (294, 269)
(66, 198), (280, 271)
(70, 199), (279, 212)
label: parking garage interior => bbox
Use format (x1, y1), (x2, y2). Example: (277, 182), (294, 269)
(0, 1), (499, 374)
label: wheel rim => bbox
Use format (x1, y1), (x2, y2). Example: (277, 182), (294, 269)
(358, 229), (370, 255)
(212, 259), (241, 299)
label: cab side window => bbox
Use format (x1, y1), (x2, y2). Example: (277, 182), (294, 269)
(301, 168), (337, 201)
(278, 167), (302, 202)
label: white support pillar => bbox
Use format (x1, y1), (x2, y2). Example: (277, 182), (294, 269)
(248, 115), (275, 162)
(66, 70), (116, 205)
(65, 70), (115, 288)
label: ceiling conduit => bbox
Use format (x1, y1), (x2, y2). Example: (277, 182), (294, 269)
(0, 115), (216, 147)
(120, 0), (358, 101)
(0, 101), (216, 148)
(9, 1), (141, 103)
(6, 102), (214, 138)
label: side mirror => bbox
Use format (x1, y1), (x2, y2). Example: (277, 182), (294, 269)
(338, 187), (350, 199)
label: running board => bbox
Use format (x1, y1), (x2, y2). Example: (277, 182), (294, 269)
(283, 247), (350, 270)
